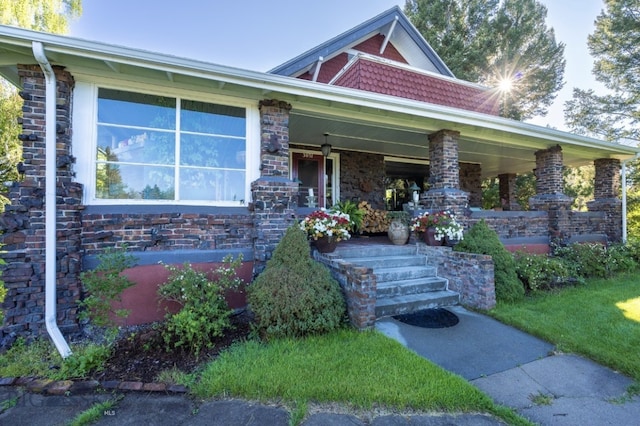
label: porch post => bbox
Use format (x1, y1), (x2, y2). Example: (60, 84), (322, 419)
(460, 163), (482, 208)
(0, 65), (82, 346)
(422, 130), (469, 217)
(251, 99), (298, 275)
(529, 145), (573, 245)
(498, 173), (519, 210)
(587, 158), (622, 242)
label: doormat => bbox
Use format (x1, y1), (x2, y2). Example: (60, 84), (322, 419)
(393, 308), (459, 328)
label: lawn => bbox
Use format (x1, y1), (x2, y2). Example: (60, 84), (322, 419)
(192, 328), (529, 425)
(490, 272), (640, 382)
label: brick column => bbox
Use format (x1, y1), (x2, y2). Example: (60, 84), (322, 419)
(422, 130), (469, 217)
(251, 100), (298, 274)
(0, 65), (83, 346)
(498, 173), (519, 210)
(529, 145), (573, 245)
(587, 158), (622, 242)
(460, 163), (482, 208)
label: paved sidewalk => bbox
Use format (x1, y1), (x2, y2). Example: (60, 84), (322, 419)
(376, 305), (640, 426)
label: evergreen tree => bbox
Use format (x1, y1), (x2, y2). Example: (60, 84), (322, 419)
(404, 0), (565, 120)
(564, 0), (640, 143)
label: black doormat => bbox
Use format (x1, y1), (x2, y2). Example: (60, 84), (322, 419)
(393, 308), (459, 328)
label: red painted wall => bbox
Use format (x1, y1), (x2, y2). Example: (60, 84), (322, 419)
(110, 261), (253, 326)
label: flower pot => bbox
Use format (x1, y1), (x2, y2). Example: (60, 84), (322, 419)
(423, 227), (444, 246)
(312, 236), (338, 253)
(387, 220), (409, 245)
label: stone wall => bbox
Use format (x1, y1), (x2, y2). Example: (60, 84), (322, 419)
(459, 163), (482, 207)
(340, 151), (385, 209)
(468, 211), (549, 239)
(313, 250), (377, 329)
(418, 245), (495, 310)
(0, 65), (82, 345)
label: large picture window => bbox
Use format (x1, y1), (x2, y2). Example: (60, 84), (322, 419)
(95, 88), (247, 203)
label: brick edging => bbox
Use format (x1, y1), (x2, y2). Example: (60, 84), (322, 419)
(0, 376), (188, 395)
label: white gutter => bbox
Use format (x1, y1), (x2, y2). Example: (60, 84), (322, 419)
(32, 41), (72, 359)
(621, 153), (640, 243)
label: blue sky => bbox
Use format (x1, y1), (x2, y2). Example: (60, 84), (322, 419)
(69, 0), (606, 130)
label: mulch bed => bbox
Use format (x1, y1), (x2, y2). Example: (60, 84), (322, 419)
(91, 310), (252, 383)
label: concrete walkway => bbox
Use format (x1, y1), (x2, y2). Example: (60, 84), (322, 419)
(376, 305), (640, 426)
(2, 305), (638, 425)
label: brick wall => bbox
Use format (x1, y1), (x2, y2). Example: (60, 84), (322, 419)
(340, 151), (385, 209)
(0, 65), (82, 345)
(81, 208), (253, 254)
(533, 145), (564, 195)
(418, 245), (495, 310)
(428, 130), (460, 189)
(459, 163), (482, 207)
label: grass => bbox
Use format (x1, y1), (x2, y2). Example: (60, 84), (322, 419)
(490, 272), (640, 381)
(192, 328), (530, 425)
(0, 337), (112, 380)
(67, 395), (122, 426)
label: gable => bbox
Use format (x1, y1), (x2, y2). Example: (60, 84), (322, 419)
(269, 6), (453, 79)
(297, 35), (409, 84)
(332, 56), (500, 116)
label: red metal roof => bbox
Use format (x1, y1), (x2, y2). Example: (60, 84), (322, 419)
(332, 57), (500, 116)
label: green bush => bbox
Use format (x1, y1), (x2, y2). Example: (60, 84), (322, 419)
(453, 220), (524, 303)
(158, 255), (243, 356)
(248, 225), (346, 339)
(554, 242), (637, 279)
(331, 200), (365, 233)
(79, 246), (136, 329)
(514, 252), (574, 292)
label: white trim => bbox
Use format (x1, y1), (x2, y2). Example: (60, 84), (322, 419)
(384, 156), (429, 165)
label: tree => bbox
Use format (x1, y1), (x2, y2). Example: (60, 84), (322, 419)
(0, 1), (82, 209)
(564, 0), (640, 142)
(404, 0), (565, 120)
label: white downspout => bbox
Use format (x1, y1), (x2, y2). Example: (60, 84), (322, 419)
(32, 41), (72, 358)
(621, 153), (640, 244)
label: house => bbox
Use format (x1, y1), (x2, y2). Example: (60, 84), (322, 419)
(0, 7), (638, 350)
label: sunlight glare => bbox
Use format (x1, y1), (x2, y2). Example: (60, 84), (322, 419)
(616, 297), (640, 322)
(498, 78), (513, 92)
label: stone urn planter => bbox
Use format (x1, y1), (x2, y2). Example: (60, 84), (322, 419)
(386, 211), (410, 245)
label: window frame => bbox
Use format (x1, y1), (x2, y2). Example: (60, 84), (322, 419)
(72, 80), (260, 207)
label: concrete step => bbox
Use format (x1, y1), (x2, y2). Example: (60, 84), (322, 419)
(375, 291), (460, 318)
(377, 277), (448, 297)
(374, 265), (437, 283)
(334, 244), (417, 259)
(342, 255), (426, 269)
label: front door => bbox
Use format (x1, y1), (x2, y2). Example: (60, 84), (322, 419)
(292, 152), (324, 208)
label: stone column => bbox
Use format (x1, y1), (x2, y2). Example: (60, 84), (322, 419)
(587, 158), (622, 242)
(529, 145), (573, 244)
(422, 130), (469, 217)
(251, 100), (298, 274)
(460, 163), (482, 208)
(0, 65), (83, 347)
(498, 173), (519, 210)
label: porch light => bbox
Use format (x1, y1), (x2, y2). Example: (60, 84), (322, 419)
(321, 133), (332, 157)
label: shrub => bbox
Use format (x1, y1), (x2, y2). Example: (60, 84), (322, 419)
(453, 220), (524, 303)
(514, 252), (574, 292)
(158, 255), (243, 356)
(248, 225), (346, 339)
(554, 242), (637, 279)
(78, 246), (136, 329)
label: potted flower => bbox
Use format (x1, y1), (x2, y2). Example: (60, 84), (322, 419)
(410, 210), (464, 246)
(299, 209), (351, 253)
(386, 211), (410, 245)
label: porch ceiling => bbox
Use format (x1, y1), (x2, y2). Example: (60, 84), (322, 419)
(289, 108), (634, 179)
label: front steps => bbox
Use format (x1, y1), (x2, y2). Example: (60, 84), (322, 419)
(330, 243), (459, 318)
